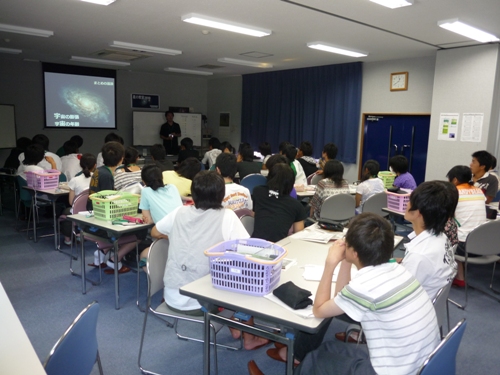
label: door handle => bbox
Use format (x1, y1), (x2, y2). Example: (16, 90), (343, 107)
(402, 145), (410, 155)
(393, 144), (398, 153)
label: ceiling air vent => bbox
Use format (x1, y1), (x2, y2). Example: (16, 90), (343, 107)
(90, 49), (151, 61)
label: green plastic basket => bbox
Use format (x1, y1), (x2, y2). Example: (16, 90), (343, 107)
(89, 190), (139, 221)
(378, 171), (396, 188)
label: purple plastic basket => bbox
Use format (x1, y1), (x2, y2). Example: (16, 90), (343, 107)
(25, 169), (61, 190)
(386, 189), (412, 212)
(204, 239), (288, 296)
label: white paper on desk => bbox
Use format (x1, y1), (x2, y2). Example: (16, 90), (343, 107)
(303, 263), (357, 282)
(290, 223), (344, 243)
(77, 211), (92, 216)
(264, 293), (315, 319)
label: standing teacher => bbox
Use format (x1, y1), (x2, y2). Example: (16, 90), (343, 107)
(160, 111), (181, 155)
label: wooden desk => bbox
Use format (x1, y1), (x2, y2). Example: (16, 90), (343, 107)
(67, 214), (154, 309)
(22, 186), (69, 250)
(0, 282), (46, 375)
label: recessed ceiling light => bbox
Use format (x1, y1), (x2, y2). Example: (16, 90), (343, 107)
(70, 56), (130, 67)
(217, 57), (273, 68)
(109, 41), (182, 56)
(80, 0), (116, 5)
(165, 67), (213, 76)
(182, 13), (271, 37)
(0, 23), (53, 37)
(307, 42), (368, 58)
(0, 47), (22, 54)
(369, 0), (413, 9)
(438, 19), (499, 43)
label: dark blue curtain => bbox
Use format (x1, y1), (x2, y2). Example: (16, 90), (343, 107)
(241, 62), (362, 163)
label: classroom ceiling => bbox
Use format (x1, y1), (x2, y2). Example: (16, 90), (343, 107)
(0, 0), (499, 77)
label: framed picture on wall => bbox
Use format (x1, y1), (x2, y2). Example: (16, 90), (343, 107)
(220, 113), (230, 127)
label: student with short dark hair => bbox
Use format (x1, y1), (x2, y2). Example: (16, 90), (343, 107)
(4, 137), (31, 170)
(236, 144), (262, 180)
(252, 163), (307, 242)
(151, 171), (249, 315)
(471, 150), (498, 203)
(291, 213), (440, 375)
(96, 132), (124, 167)
(281, 144), (307, 185)
(296, 141), (318, 177)
(258, 142), (272, 168)
(18, 134), (62, 170)
(56, 135), (84, 157)
(17, 143), (56, 180)
(389, 155), (417, 190)
(310, 160), (350, 219)
(60, 140), (81, 181)
(317, 142), (338, 172)
(149, 144), (174, 172)
(177, 137), (200, 164)
(201, 137), (222, 168)
(216, 153), (253, 211)
(114, 147), (142, 192)
(401, 181), (458, 299)
(162, 157), (201, 196)
(355, 159), (385, 213)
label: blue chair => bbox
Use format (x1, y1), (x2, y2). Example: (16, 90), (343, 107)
(59, 173), (67, 183)
(44, 301), (103, 375)
(239, 173), (267, 195)
(416, 319), (467, 375)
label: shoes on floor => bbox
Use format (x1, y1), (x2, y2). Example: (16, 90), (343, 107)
(87, 262), (108, 268)
(335, 331), (366, 344)
(94, 250), (107, 266)
(274, 342), (286, 349)
(106, 259), (121, 270)
(266, 348), (299, 367)
(452, 278), (466, 288)
(104, 266), (131, 274)
(248, 360), (264, 375)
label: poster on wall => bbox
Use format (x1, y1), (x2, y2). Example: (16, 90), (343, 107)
(131, 93), (159, 109)
(219, 112), (230, 142)
(460, 113), (483, 142)
(437, 113), (459, 141)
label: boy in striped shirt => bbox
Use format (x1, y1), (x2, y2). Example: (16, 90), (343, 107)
(298, 213), (440, 375)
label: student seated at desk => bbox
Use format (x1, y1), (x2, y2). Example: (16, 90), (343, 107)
(162, 157), (201, 197)
(296, 141), (318, 178)
(149, 144), (174, 172)
(389, 155), (417, 190)
(281, 144), (307, 186)
(114, 147), (142, 192)
(258, 142), (272, 170)
(470, 150), (498, 204)
(88, 141), (138, 274)
(201, 137), (222, 169)
(18, 134), (62, 171)
(355, 160), (384, 214)
(60, 140), (82, 181)
(252, 162), (307, 242)
(4, 137), (31, 170)
(17, 144), (56, 180)
(237, 144), (262, 180)
(216, 152), (253, 211)
(316, 142), (338, 173)
(177, 137), (199, 164)
(96, 132), (123, 168)
(56, 135), (83, 158)
(249, 213), (440, 375)
(309, 160), (350, 220)
(446, 165), (487, 287)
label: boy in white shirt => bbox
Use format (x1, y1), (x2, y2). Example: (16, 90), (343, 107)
(216, 152), (253, 211)
(60, 140), (82, 181)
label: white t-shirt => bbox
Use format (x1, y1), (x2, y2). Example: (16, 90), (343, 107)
(335, 262), (440, 375)
(61, 153), (82, 181)
(402, 230), (457, 300)
(356, 178), (385, 207)
(292, 160), (307, 186)
(455, 184), (487, 242)
(201, 149), (222, 168)
(17, 164), (44, 180)
(156, 206), (249, 310)
(68, 173), (91, 197)
(222, 183), (253, 211)
(19, 151), (62, 171)
(96, 152), (104, 168)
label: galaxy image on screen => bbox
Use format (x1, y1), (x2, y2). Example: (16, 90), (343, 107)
(44, 67), (116, 129)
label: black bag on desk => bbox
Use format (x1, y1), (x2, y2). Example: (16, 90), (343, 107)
(273, 281), (313, 310)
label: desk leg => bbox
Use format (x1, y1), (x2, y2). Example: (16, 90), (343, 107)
(81, 234), (87, 294)
(114, 239), (120, 310)
(52, 200), (58, 250)
(286, 334), (295, 375)
(32, 197), (37, 242)
(203, 311), (210, 375)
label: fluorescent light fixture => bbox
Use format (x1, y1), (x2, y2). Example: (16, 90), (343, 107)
(110, 41), (182, 56)
(217, 57), (273, 68)
(438, 19), (499, 43)
(307, 42), (368, 58)
(165, 68), (213, 76)
(0, 23), (53, 37)
(182, 13), (271, 37)
(369, 0), (413, 9)
(0, 47), (22, 54)
(80, 0), (116, 5)
(70, 56), (130, 67)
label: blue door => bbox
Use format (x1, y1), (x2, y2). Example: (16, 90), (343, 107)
(361, 114), (430, 185)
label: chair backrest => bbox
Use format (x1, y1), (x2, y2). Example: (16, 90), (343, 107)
(432, 281), (452, 334)
(319, 194), (356, 222)
(72, 190), (89, 214)
(239, 173), (267, 195)
(16, 176), (32, 206)
(240, 215), (255, 236)
(311, 173), (324, 185)
(147, 239), (169, 297)
(416, 319), (467, 375)
(234, 208), (254, 219)
(306, 172), (317, 185)
(59, 173), (67, 183)
(361, 192), (388, 217)
(44, 301), (100, 375)
(465, 220), (500, 256)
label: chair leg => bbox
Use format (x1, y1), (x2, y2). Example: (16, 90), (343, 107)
(136, 242), (145, 312)
(449, 255), (468, 310)
(489, 262), (500, 294)
(96, 350), (104, 375)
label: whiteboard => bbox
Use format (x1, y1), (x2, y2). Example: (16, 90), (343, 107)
(133, 112), (201, 146)
(0, 105), (17, 149)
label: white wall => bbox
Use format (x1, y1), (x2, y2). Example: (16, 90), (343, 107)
(426, 44), (500, 181)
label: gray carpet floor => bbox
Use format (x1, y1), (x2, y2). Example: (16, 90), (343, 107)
(1, 207), (499, 375)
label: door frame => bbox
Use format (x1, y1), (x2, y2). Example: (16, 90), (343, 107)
(358, 113), (431, 180)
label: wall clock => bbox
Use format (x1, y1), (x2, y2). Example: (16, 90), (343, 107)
(390, 72), (408, 91)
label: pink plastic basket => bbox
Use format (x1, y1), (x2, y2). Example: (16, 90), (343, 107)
(204, 239), (288, 296)
(386, 189), (412, 212)
(25, 169), (61, 190)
